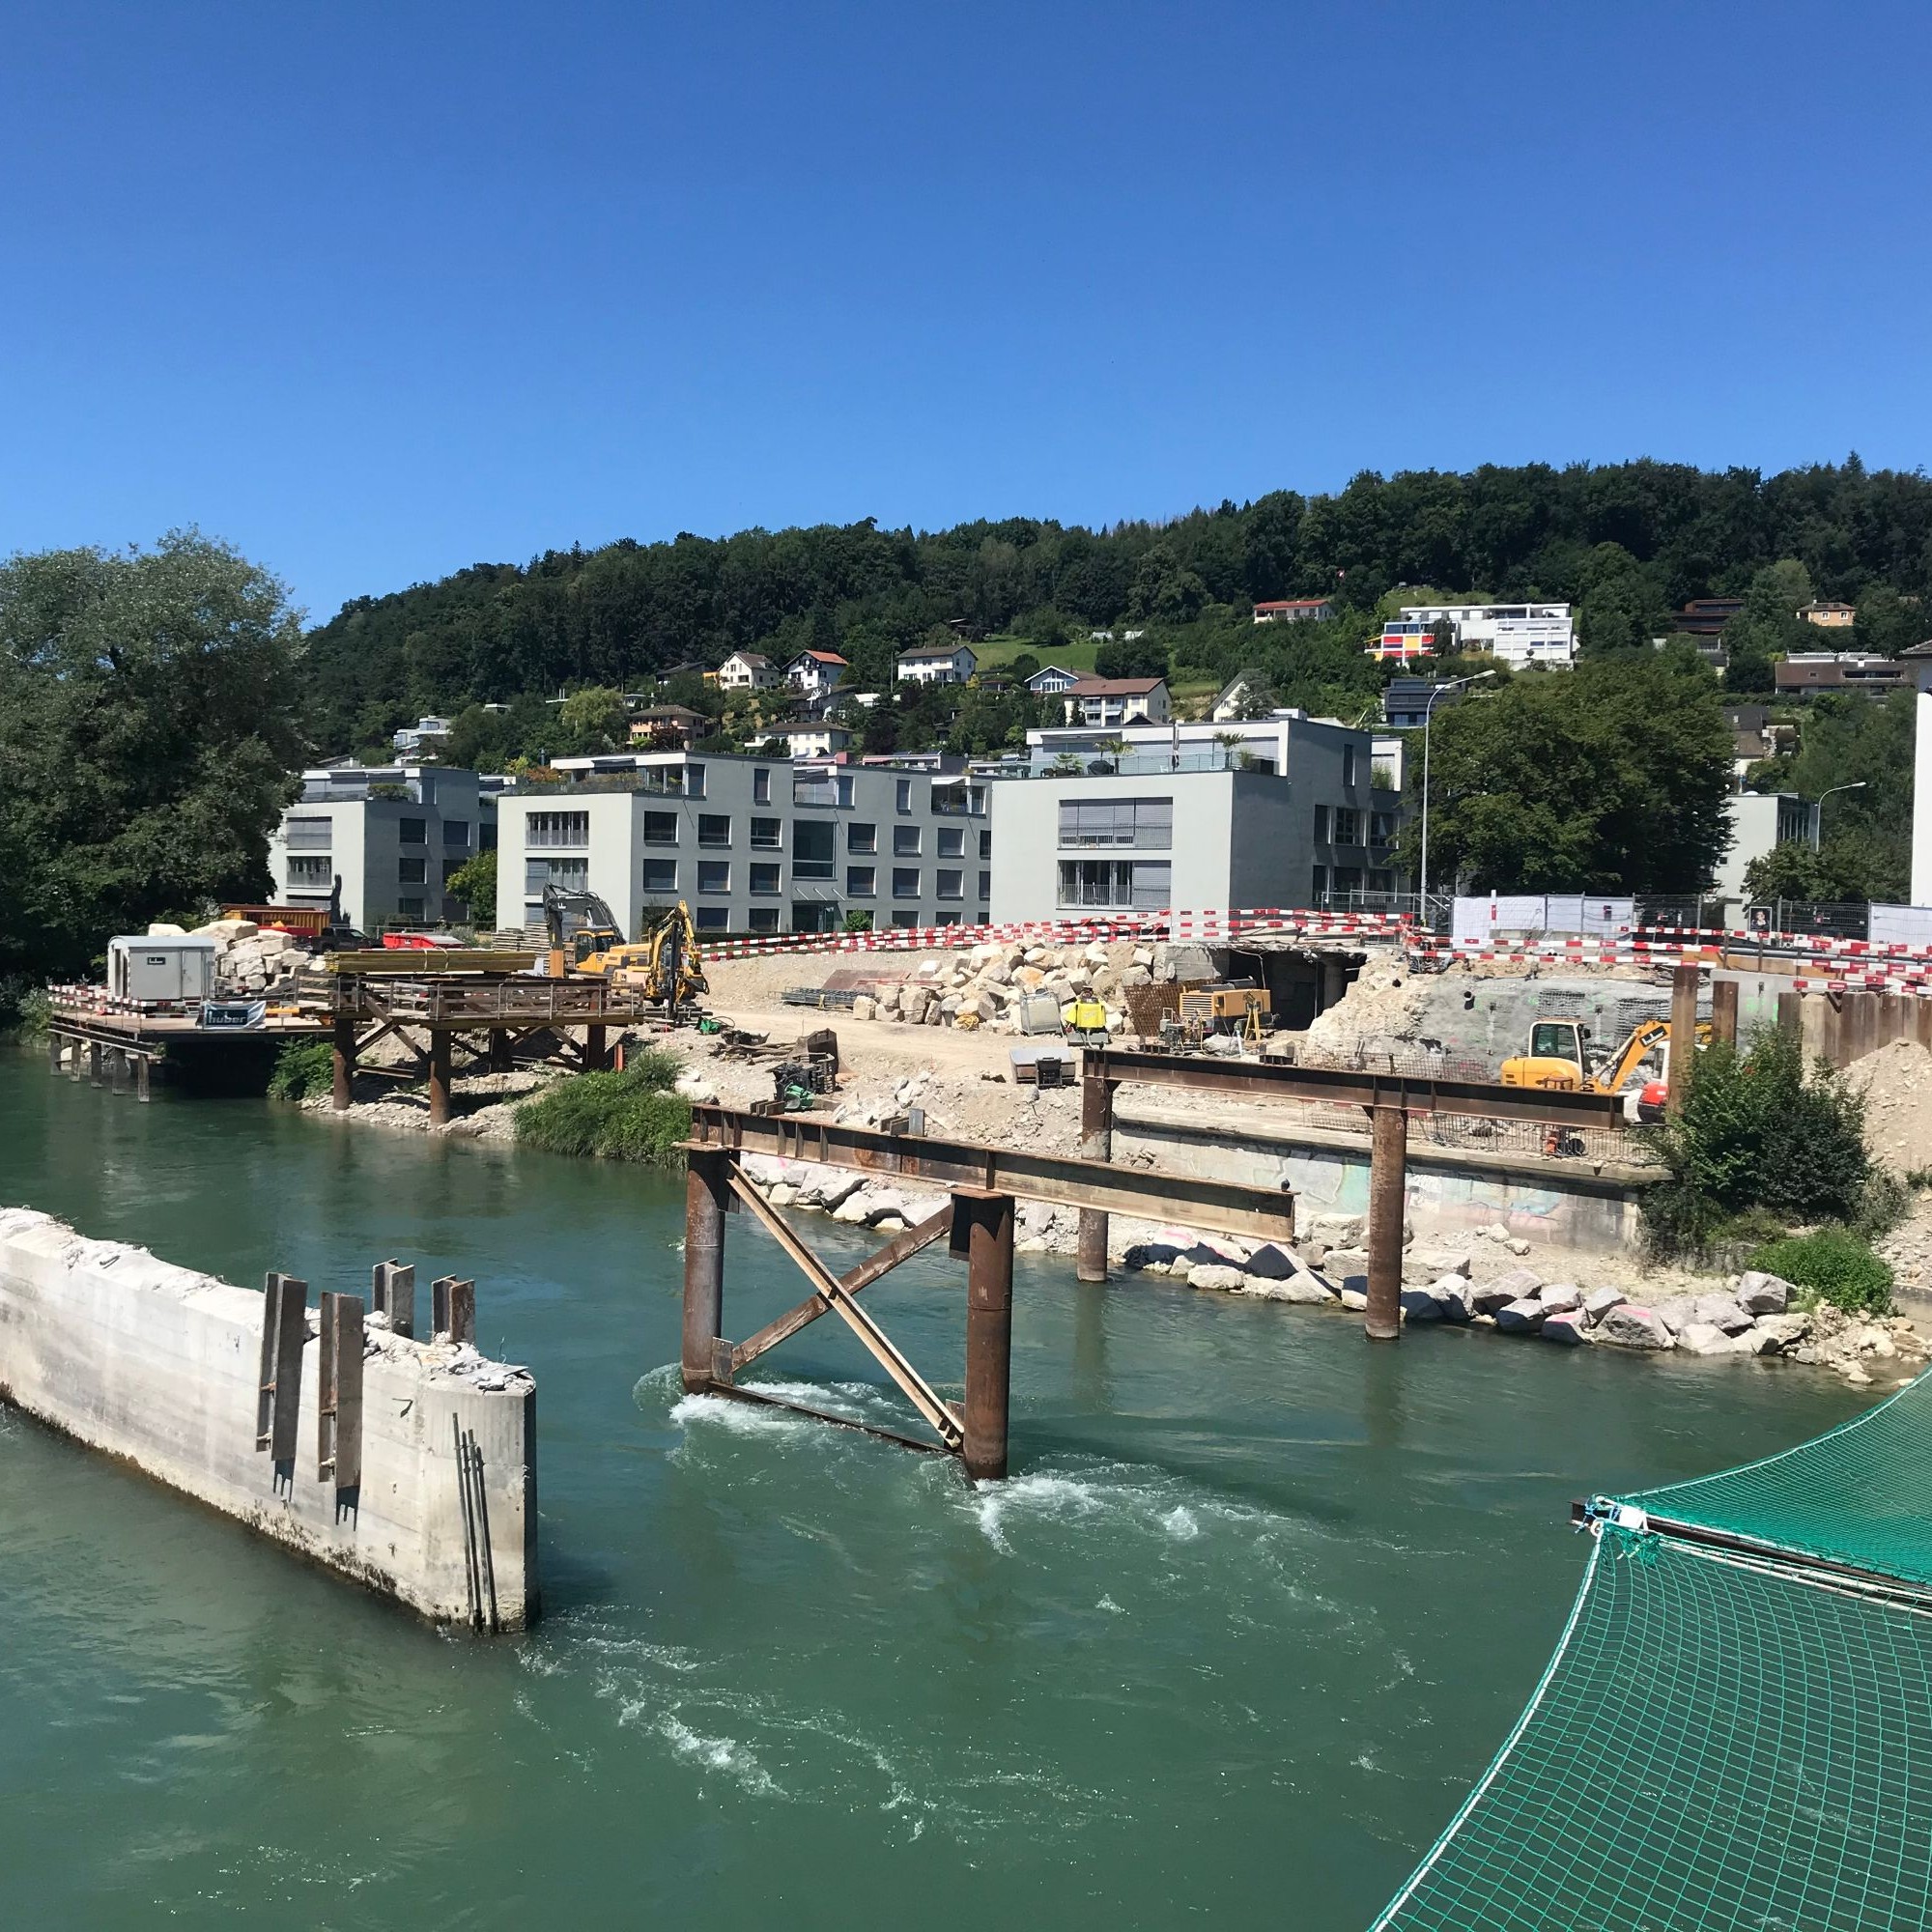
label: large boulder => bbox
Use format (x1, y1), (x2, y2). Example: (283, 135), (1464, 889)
(1468, 1278), (1522, 1316)
(1737, 1270), (1794, 1316)
(1249, 1273), (1334, 1305)
(1241, 1244), (1296, 1282)
(1688, 1293), (1754, 1335)
(1495, 1297), (1547, 1334)
(1399, 1287), (1445, 1322)
(1537, 1283), (1583, 1315)
(1580, 1287), (1623, 1325)
(1188, 1264), (1248, 1293)
(1679, 1321), (1752, 1357)
(1541, 1311), (1589, 1346)
(1751, 1312), (1811, 1354)
(1598, 1304), (1676, 1350)
(1429, 1277), (1475, 1322)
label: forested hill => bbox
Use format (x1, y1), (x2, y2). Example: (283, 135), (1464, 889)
(299, 458), (1932, 753)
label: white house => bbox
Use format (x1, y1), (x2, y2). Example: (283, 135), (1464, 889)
(784, 650), (847, 701)
(896, 642), (978, 686)
(1252, 597), (1334, 625)
(392, 715), (452, 756)
(1375, 603), (1576, 668)
(1209, 671), (1271, 722)
(757, 720), (855, 759)
(717, 651), (780, 692)
(1025, 663), (1083, 696)
(1060, 677), (1171, 728)
(1716, 792), (1819, 902)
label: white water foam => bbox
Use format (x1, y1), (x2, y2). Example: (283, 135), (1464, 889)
(656, 1715), (784, 1797)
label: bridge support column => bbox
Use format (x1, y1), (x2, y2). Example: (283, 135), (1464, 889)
(1365, 1103), (1407, 1342)
(88, 1041), (103, 1087)
(1076, 1072), (1114, 1283)
(427, 1030), (453, 1127)
(331, 1016), (355, 1111)
(135, 1055), (151, 1103)
(47, 1033), (63, 1076)
(488, 1027), (513, 1073)
(107, 1047), (128, 1094)
(1666, 963), (1700, 1114)
(583, 1023), (608, 1072)
(682, 1149), (730, 1392)
(957, 1189), (1014, 1481)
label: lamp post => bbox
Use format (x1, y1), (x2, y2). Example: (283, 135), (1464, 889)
(1811, 781), (1867, 850)
(1418, 668), (1495, 908)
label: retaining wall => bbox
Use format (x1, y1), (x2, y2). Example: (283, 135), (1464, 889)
(0, 1208), (537, 1629)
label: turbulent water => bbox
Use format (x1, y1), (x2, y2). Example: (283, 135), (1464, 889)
(0, 1052), (1865, 1928)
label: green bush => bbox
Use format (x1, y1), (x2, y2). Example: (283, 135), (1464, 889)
(512, 1053), (690, 1166)
(1748, 1229), (1894, 1317)
(269, 1038), (336, 1100)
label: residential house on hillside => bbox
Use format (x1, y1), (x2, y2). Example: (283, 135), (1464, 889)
(392, 715), (452, 756)
(784, 649), (847, 703)
(1378, 602), (1575, 668)
(628, 704), (706, 748)
(1252, 597), (1334, 625)
(1380, 677), (1465, 728)
(1024, 663), (1083, 696)
(1800, 601), (1857, 629)
(1061, 677), (1171, 728)
(1774, 654), (1906, 693)
(756, 720), (855, 759)
(1671, 598), (1745, 638)
(716, 650), (779, 692)
(896, 641), (978, 685)
(1209, 670), (1273, 721)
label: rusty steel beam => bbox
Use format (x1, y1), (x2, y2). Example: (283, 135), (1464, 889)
(1083, 1047), (1628, 1129)
(1364, 1106), (1407, 1342)
(684, 1109), (1296, 1245)
(1076, 1072), (1114, 1284)
(728, 1204), (956, 1377)
(956, 1190), (1015, 1482)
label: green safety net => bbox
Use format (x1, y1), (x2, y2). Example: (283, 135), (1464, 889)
(1371, 1369), (1932, 1930)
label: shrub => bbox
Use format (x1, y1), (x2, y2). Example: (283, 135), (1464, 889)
(269, 1038), (336, 1100)
(512, 1054), (690, 1166)
(1748, 1230), (1894, 1317)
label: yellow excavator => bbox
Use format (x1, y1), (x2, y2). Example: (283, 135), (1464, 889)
(1500, 1015), (1711, 1111)
(540, 886), (708, 1017)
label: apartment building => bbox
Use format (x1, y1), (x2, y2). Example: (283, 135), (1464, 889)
(896, 642), (978, 685)
(497, 752), (992, 937)
(270, 764), (501, 932)
(1715, 793), (1820, 901)
(784, 650), (847, 701)
(1059, 676), (1171, 727)
(1775, 653), (1906, 693)
(1375, 602), (1576, 668)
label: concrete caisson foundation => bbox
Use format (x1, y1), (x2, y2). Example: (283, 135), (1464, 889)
(0, 1208), (537, 1629)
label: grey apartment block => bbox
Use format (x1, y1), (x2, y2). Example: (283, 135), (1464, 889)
(269, 767), (499, 933)
(988, 727), (1395, 923)
(496, 753), (993, 938)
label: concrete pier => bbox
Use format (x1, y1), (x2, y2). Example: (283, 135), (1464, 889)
(0, 1208), (538, 1629)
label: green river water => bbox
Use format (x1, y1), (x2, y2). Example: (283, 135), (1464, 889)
(0, 1052), (1868, 1929)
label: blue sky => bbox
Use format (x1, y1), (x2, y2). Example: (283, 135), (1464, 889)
(3, 1), (1927, 620)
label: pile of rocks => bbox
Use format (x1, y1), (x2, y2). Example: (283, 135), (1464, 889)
(850, 940), (1151, 1037)
(173, 918), (310, 997)
(1122, 1234), (1352, 1307)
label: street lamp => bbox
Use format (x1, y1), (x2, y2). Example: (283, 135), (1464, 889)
(1418, 668), (1495, 906)
(1812, 781), (1867, 849)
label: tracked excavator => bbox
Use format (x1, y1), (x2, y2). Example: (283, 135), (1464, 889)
(1499, 1015), (1713, 1122)
(539, 885), (708, 1020)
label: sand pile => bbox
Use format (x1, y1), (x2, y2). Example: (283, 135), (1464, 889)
(1848, 1038), (1932, 1178)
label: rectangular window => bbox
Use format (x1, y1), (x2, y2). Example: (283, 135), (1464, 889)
(895, 779), (913, 813)
(399, 817), (428, 846)
(287, 855), (332, 886)
(750, 863), (781, 895)
(934, 912), (961, 926)
(1055, 859), (1171, 910)
(750, 817), (782, 849)
(892, 910), (921, 928)
(837, 774), (854, 809)
(893, 866), (921, 899)
(1344, 745), (1358, 788)
(1333, 808), (1360, 846)
(792, 819), (836, 880)
(753, 767), (771, 805)
(528, 810), (590, 848)
(643, 810), (678, 845)
(441, 858), (464, 884)
(937, 868), (964, 900)
(980, 830), (992, 859)
(642, 859), (677, 894)
(937, 827), (964, 858)
(398, 896), (426, 919)
(442, 819), (470, 847)
(894, 825), (921, 856)
(1314, 804), (1330, 844)
(748, 906), (781, 932)
(1055, 797), (1173, 849)
(846, 865), (876, 897)
(698, 813), (731, 847)
(697, 861), (730, 895)
(1312, 863), (1328, 897)
(686, 763), (706, 799)
(1370, 810), (1397, 849)
(696, 905), (729, 930)
(285, 816), (331, 850)
(526, 856), (588, 895)
(979, 869), (991, 900)
(848, 821), (876, 853)
(479, 822), (497, 850)
(399, 856), (427, 884)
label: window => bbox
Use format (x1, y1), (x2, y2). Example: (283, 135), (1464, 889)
(934, 912), (962, 926)
(642, 859), (677, 894)
(937, 827), (964, 858)
(288, 855), (331, 885)
(1314, 805), (1330, 844)
(1056, 797), (1173, 849)
(892, 910), (921, 928)
(1312, 864), (1328, 897)
(837, 774), (854, 809)
(750, 863), (781, 895)
(846, 866), (876, 897)
(526, 856), (588, 895)
(399, 856), (427, 884)
(399, 817), (428, 845)
(1343, 745), (1358, 788)
(697, 861), (730, 895)
(979, 830), (992, 859)
(753, 767), (771, 805)
(894, 825), (921, 856)
(847, 821), (876, 854)
(792, 819), (836, 880)
(685, 763), (706, 798)
(748, 906), (781, 932)
(285, 816), (331, 850)
(441, 858), (465, 884)
(979, 869), (991, 900)
(895, 779), (913, 813)
(442, 818), (469, 848)
(937, 868), (964, 900)
(1370, 810), (1397, 849)
(528, 810), (589, 848)
(1333, 808), (1360, 846)
(892, 867), (921, 899)
(750, 817), (782, 849)
(1056, 859), (1171, 911)
(398, 896), (426, 919)
(643, 810), (678, 845)
(696, 906), (729, 930)
(698, 813), (731, 847)
(479, 822), (497, 850)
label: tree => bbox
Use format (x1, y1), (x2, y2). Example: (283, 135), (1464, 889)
(0, 531), (305, 989)
(1417, 651), (1731, 893)
(1094, 636), (1170, 680)
(1854, 582), (1923, 659)
(444, 850), (497, 927)
(554, 685), (627, 755)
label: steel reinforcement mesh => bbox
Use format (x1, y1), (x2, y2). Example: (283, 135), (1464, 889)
(1623, 1367), (1932, 1589)
(1372, 1533), (1932, 1931)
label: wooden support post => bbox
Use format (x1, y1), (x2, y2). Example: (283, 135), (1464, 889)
(1665, 963), (1700, 1115)
(1776, 989), (1803, 1040)
(88, 1041), (102, 1086)
(372, 1260), (415, 1337)
(956, 1189), (1014, 1482)
(432, 1275), (476, 1345)
(255, 1273), (307, 1459)
(1076, 1072), (1114, 1284)
(331, 1014), (355, 1110)
(1364, 1104), (1407, 1342)
(135, 1055), (151, 1103)
(488, 1027), (513, 1073)
(682, 1149), (730, 1392)
(1711, 978), (1739, 1048)
(47, 1033), (63, 1076)
(427, 1029), (453, 1126)
(583, 1022), (608, 1072)
(317, 1293), (365, 1488)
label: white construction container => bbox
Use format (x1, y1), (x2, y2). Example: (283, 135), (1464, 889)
(106, 935), (217, 1004)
